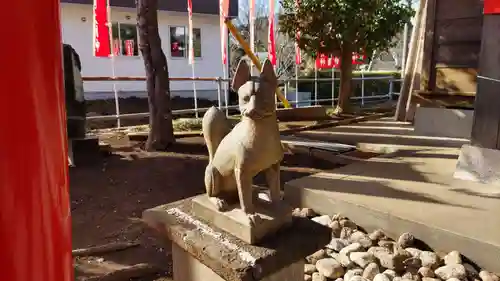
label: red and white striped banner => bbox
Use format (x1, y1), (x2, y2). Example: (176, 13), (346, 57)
(112, 39), (121, 56)
(249, 0), (255, 54)
(187, 0), (194, 64)
(93, 0), (111, 57)
(125, 40), (134, 56)
(294, 0), (301, 64)
(268, 0), (277, 66)
(219, 0), (230, 65)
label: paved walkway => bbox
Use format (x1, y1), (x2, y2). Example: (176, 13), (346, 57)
(286, 118), (500, 272)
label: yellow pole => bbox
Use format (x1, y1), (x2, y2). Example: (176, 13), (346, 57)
(225, 18), (292, 108)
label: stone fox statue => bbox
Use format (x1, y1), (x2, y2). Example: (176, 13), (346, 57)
(202, 59), (283, 224)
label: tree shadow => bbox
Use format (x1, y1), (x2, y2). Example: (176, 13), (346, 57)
(289, 172), (482, 210)
(451, 188), (500, 200)
(295, 124), (469, 148)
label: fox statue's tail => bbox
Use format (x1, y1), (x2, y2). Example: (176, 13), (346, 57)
(202, 106), (232, 162)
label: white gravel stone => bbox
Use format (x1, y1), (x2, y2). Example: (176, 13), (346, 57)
(340, 219), (358, 229)
(327, 238), (351, 252)
(332, 214), (346, 221)
(434, 264), (466, 280)
(305, 263), (317, 274)
(368, 246), (391, 256)
(330, 221), (342, 238)
(405, 248), (422, 258)
(446, 278), (462, 281)
(293, 208), (317, 218)
(312, 215), (333, 226)
(350, 231), (374, 248)
(397, 233), (415, 248)
(374, 273), (392, 281)
(376, 250), (411, 271)
(422, 278), (440, 281)
(338, 253), (355, 268)
(312, 272), (327, 281)
(316, 258), (345, 279)
(350, 252), (376, 268)
(402, 271), (421, 281)
(345, 269), (364, 281)
(404, 257), (423, 270)
(307, 249), (327, 265)
(418, 267), (435, 278)
(305, 274), (313, 281)
(363, 263), (380, 280)
(368, 230), (387, 242)
(341, 227), (357, 240)
(335, 278), (344, 281)
(383, 269), (397, 280)
(350, 276), (370, 281)
(420, 251), (441, 269)
(479, 271), (500, 281)
(379, 240), (396, 251)
(340, 243), (364, 256)
(444, 251), (462, 265)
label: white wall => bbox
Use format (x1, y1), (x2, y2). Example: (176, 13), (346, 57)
(60, 3), (225, 99)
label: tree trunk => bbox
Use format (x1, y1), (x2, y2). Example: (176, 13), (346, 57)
(335, 44), (354, 114)
(137, 0), (175, 151)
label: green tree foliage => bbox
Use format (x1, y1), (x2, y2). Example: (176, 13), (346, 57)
(279, 0), (413, 113)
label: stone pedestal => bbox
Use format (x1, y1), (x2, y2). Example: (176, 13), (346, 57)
(454, 144), (500, 186)
(143, 195), (331, 281)
(172, 244), (304, 281)
(68, 136), (101, 167)
(191, 194), (292, 244)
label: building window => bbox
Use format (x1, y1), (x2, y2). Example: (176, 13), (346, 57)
(111, 23), (139, 56)
(169, 26), (202, 58)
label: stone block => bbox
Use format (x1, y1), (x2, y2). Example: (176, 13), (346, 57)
(414, 107), (473, 139)
(454, 144), (500, 185)
(172, 244), (304, 281)
(191, 194), (292, 244)
(143, 196), (331, 281)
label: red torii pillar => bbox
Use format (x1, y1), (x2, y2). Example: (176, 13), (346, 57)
(0, 0), (73, 280)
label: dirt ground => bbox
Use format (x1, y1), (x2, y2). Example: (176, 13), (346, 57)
(71, 136), (376, 280)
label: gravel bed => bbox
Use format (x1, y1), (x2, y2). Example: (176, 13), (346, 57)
(292, 208), (500, 281)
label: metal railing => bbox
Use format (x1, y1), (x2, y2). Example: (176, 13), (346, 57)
(82, 74), (401, 128)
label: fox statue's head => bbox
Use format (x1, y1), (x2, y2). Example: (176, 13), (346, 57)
(231, 59), (278, 120)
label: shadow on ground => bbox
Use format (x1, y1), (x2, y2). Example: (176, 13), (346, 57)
(71, 137), (342, 280)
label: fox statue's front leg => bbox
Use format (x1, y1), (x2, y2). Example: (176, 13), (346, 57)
(235, 165), (263, 227)
(204, 163), (229, 211)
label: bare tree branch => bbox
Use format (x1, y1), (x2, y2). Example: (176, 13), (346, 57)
(229, 2), (296, 80)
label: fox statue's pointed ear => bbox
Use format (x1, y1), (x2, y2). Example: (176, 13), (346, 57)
(260, 59), (277, 83)
(232, 60), (251, 92)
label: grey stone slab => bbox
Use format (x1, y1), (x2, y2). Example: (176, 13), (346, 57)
(455, 144), (500, 186)
(414, 107), (473, 139)
(143, 196), (331, 281)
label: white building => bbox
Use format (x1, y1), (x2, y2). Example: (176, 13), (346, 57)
(60, 0), (237, 101)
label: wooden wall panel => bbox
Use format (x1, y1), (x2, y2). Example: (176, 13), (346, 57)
(435, 67), (478, 94)
(436, 0), (483, 20)
(434, 44), (480, 67)
(435, 17), (482, 44)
